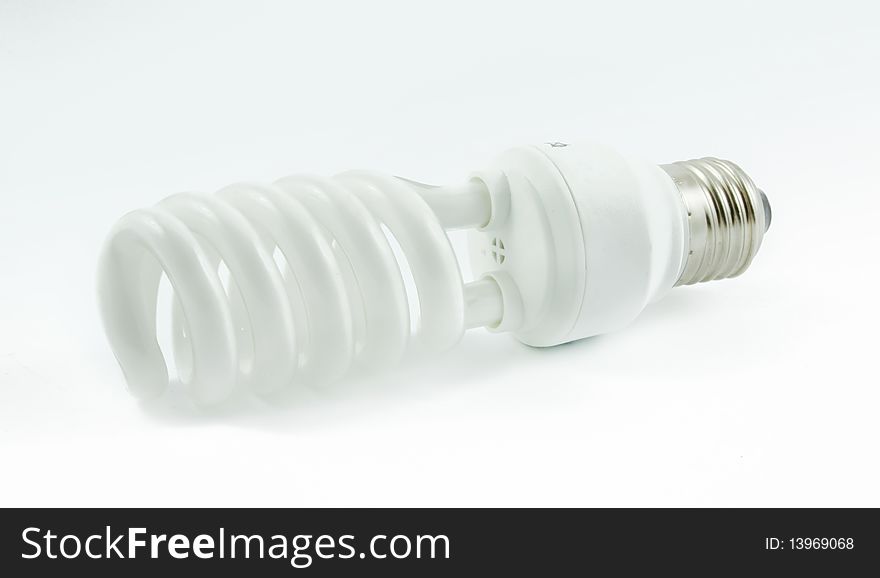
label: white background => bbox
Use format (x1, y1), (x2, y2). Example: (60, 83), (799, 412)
(1, 0), (878, 507)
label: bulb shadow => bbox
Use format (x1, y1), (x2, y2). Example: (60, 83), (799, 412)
(137, 331), (546, 432)
(136, 287), (719, 431)
(634, 286), (716, 328)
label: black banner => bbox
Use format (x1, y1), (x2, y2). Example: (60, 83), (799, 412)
(1, 509), (876, 575)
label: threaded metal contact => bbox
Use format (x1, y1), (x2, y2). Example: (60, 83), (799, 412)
(661, 158), (770, 286)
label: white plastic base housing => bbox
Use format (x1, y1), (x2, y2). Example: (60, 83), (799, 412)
(468, 143), (688, 347)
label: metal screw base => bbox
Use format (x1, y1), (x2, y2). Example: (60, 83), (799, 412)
(661, 158), (770, 286)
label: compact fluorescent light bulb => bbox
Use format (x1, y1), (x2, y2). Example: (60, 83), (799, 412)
(98, 142), (771, 404)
